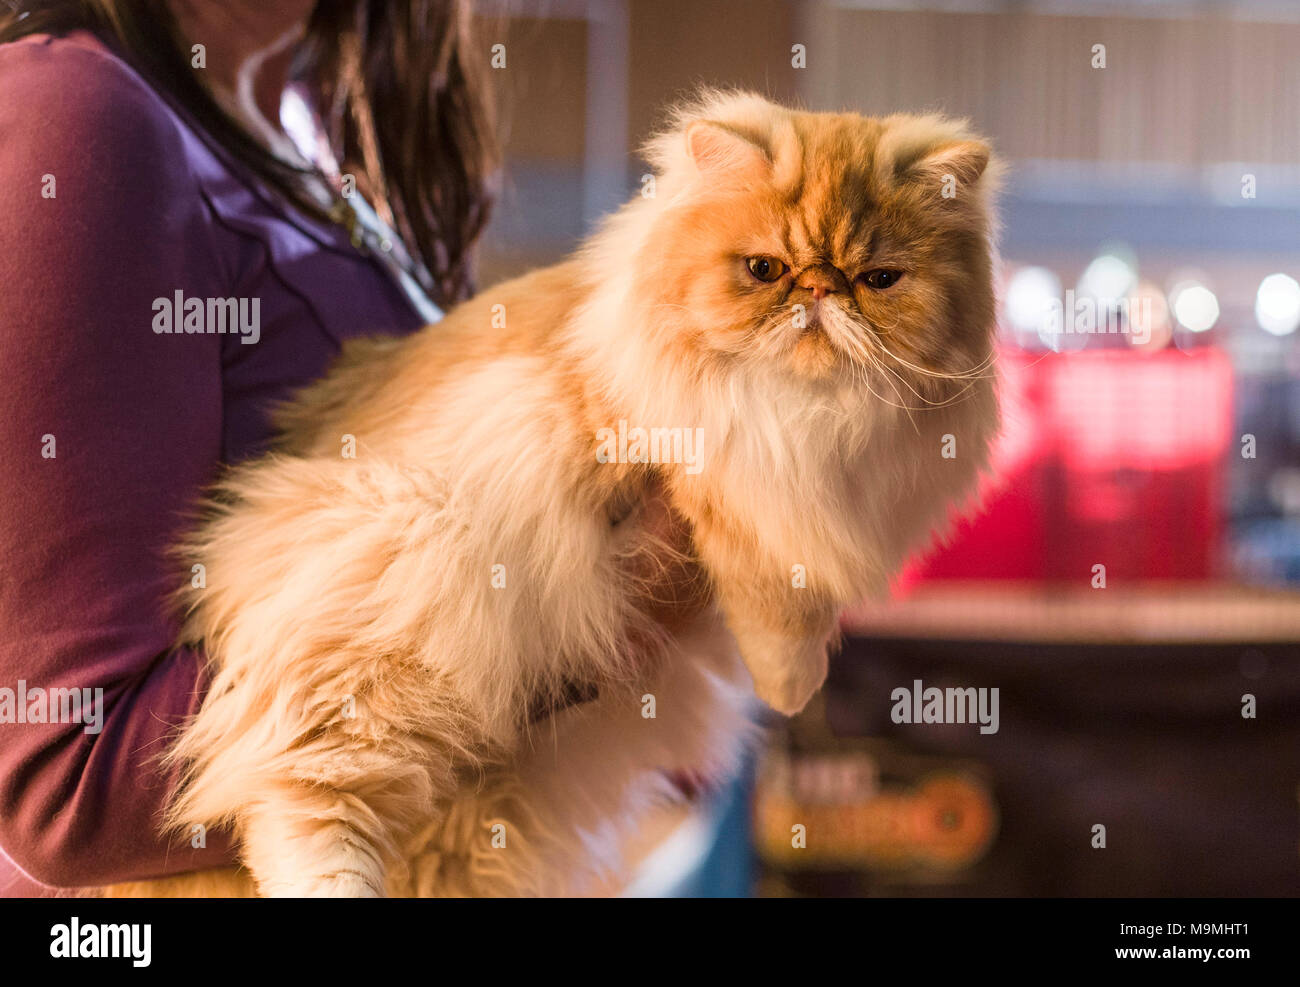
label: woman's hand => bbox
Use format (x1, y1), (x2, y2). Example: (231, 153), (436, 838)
(616, 474), (712, 635)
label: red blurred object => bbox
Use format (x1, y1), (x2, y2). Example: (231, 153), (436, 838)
(898, 345), (1235, 588)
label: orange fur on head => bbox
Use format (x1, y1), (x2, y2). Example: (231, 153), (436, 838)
(636, 93), (1001, 389)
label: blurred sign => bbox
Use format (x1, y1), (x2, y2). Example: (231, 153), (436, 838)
(754, 739), (998, 883)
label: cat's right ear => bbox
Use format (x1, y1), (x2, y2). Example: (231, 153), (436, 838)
(906, 140), (991, 189)
(685, 121), (770, 183)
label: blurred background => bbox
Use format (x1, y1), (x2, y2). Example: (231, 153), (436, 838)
(472, 0), (1300, 896)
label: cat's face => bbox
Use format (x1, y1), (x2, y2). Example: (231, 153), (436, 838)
(639, 95), (999, 398)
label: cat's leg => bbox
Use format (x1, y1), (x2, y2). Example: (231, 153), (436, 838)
(230, 732), (461, 898)
(167, 662), (470, 897)
(716, 581), (838, 716)
(238, 785), (390, 897)
(687, 516), (839, 715)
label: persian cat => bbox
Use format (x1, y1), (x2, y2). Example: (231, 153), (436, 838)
(108, 91), (1000, 897)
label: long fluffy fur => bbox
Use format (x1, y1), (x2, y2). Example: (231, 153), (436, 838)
(104, 91), (1000, 897)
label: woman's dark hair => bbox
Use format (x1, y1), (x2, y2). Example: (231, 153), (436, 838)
(0, 0), (499, 307)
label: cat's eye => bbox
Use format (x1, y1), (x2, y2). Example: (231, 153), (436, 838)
(746, 256), (787, 283)
(859, 269), (903, 290)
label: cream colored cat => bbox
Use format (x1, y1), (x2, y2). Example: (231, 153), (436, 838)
(108, 90), (1000, 897)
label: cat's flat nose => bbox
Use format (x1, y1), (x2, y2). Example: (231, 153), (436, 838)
(796, 265), (845, 300)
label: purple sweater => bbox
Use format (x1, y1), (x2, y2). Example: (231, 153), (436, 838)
(0, 32), (429, 892)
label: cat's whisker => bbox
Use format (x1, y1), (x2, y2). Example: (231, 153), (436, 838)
(842, 329), (989, 416)
(858, 353), (924, 431)
(877, 364), (924, 435)
(823, 319), (928, 421)
(873, 341), (998, 382)
(865, 341), (998, 409)
(833, 332), (929, 426)
(876, 350), (987, 410)
(874, 356), (984, 410)
(864, 346), (937, 404)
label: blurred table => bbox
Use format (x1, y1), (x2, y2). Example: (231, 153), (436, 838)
(844, 581), (1300, 643)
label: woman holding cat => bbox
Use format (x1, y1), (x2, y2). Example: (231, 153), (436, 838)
(0, 0), (579, 893)
(0, 0), (1000, 898)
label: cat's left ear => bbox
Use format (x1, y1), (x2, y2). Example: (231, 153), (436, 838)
(685, 121), (770, 183)
(907, 140), (990, 190)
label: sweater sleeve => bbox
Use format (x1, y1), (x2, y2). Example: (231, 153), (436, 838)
(0, 36), (237, 887)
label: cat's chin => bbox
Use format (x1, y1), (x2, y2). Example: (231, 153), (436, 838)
(786, 328), (841, 380)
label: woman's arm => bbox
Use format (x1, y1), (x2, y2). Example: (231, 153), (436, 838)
(0, 35), (237, 887)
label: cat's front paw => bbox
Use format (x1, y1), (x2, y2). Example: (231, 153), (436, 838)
(736, 626), (829, 716)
